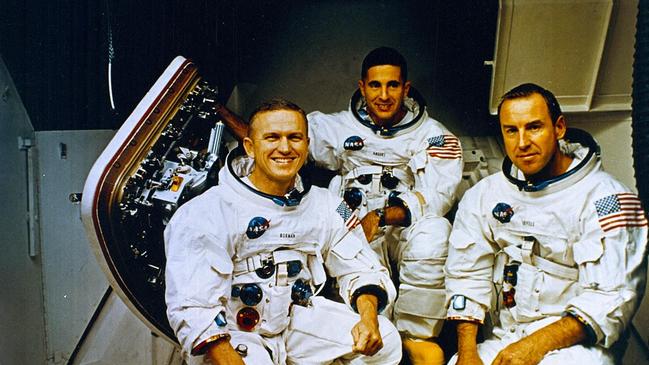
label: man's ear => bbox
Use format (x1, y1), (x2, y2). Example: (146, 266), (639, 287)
(243, 137), (255, 158)
(404, 80), (411, 96)
(555, 115), (567, 140)
(358, 79), (365, 97)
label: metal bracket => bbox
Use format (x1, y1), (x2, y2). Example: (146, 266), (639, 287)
(18, 136), (39, 258)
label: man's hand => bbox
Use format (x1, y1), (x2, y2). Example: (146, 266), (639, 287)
(206, 339), (246, 365)
(491, 315), (588, 365)
(360, 210), (381, 242)
(360, 206), (411, 242)
(491, 337), (544, 365)
(351, 294), (383, 356)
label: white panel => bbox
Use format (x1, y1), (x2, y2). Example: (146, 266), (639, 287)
(0, 55), (47, 364)
(591, 0), (638, 111)
(491, 0), (614, 113)
(36, 130), (115, 364)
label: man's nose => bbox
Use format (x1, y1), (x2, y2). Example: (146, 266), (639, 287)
(379, 86), (389, 99)
(518, 131), (530, 148)
(278, 137), (290, 152)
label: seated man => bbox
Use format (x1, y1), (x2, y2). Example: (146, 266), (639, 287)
(445, 83), (648, 365)
(164, 99), (402, 365)
(215, 47), (462, 365)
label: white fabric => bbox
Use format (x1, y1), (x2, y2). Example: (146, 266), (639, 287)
(445, 138), (648, 362)
(165, 155), (398, 364)
(188, 298), (402, 365)
(307, 95), (462, 338)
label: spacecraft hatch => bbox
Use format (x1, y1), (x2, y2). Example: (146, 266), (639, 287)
(81, 56), (228, 343)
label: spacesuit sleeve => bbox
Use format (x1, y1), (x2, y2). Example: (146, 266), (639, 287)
(164, 204), (235, 356)
(399, 130), (463, 221)
(306, 111), (343, 171)
(564, 191), (648, 348)
(322, 198), (396, 313)
(444, 187), (495, 323)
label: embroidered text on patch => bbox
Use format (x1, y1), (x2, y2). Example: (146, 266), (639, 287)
(336, 201), (361, 230)
(595, 193), (648, 232)
(427, 135), (461, 159)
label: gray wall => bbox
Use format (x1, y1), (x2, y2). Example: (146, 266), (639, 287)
(36, 130), (115, 364)
(230, 1), (496, 136)
(0, 56), (47, 364)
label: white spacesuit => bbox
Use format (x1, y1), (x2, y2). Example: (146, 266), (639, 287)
(307, 88), (463, 339)
(164, 151), (401, 365)
(445, 129), (648, 364)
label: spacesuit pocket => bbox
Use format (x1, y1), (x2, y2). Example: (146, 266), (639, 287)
(407, 150), (427, 172)
(573, 238), (604, 265)
(205, 250), (233, 275)
(512, 262), (542, 322)
(448, 227), (477, 250)
(330, 237), (363, 260)
(573, 238), (605, 289)
(289, 297), (352, 345)
(258, 284), (292, 335)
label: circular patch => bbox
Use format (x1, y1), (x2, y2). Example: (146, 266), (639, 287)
(246, 216), (270, 239)
(343, 136), (364, 151)
(492, 202), (514, 224)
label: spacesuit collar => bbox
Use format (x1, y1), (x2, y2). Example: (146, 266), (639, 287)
(350, 86), (427, 137)
(224, 146), (311, 207)
(502, 128), (600, 194)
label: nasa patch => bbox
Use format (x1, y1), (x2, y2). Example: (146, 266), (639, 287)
(492, 203), (514, 224)
(343, 136), (364, 151)
(246, 217), (270, 239)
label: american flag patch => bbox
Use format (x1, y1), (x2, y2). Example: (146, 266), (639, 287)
(427, 135), (461, 159)
(336, 201), (361, 230)
(594, 193), (648, 232)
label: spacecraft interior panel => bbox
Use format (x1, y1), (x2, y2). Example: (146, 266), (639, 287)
(81, 56), (227, 343)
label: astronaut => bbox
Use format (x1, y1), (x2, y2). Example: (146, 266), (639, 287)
(307, 47), (462, 364)
(164, 99), (401, 365)
(214, 47), (463, 365)
(445, 83), (648, 365)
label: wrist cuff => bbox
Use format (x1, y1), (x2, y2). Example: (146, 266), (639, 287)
(191, 333), (231, 356)
(564, 310), (597, 345)
(448, 316), (484, 324)
(351, 284), (388, 314)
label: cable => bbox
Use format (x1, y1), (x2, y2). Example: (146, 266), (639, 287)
(106, 0), (116, 110)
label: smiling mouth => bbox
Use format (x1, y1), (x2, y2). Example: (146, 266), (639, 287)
(375, 104), (393, 112)
(271, 157), (296, 164)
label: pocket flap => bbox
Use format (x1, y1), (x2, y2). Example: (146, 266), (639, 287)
(408, 150), (427, 172)
(573, 239), (604, 264)
(206, 250), (233, 274)
(331, 235), (363, 259)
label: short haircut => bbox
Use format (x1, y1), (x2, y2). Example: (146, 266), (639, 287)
(248, 98), (307, 137)
(361, 47), (408, 81)
(498, 83), (563, 123)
